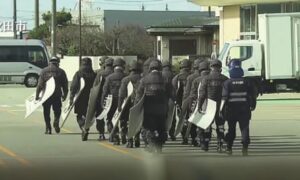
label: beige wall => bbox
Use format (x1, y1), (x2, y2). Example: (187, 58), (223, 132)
(219, 5), (241, 50)
(60, 56), (137, 81)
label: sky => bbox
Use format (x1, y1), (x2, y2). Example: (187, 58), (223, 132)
(0, 0), (201, 30)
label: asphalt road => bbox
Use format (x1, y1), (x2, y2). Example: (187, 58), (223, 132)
(1, 85), (300, 180)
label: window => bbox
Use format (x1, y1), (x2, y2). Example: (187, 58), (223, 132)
(0, 47), (26, 62)
(226, 46), (253, 65)
(282, 2), (300, 12)
(240, 5), (257, 40)
(0, 46), (47, 68)
(27, 46), (47, 68)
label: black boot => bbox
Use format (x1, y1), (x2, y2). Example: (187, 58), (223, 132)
(181, 138), (189, 145)
(98, 134), (106, 141)
(82, 129), (89, 141)
(201, 141), (209, 152)
(134, 137), (140, 148)
(217, 141), (223, 153)
(53, 119), (60, 134)
(226, 146), (232, 155)
(192, 138), (199, 147)
(170, 135), (176, 141)
(121, 135), (127, 145)
(126, 139), (134, 148)
(45, 126), (52, 135)
(242, 144), (248, 156)
(113, 135), (120, 145)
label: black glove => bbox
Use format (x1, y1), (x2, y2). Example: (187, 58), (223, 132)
(35, 96), (40, 101)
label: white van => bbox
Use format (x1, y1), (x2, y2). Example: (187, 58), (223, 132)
(0, 39), (49, 87)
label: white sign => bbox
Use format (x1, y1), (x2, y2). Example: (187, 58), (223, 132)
(0, 21), (27, 32)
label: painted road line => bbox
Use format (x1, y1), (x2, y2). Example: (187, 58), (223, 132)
(98, 142), (143, 161)
(0, 105), (11, 108)
(60, 127), (144, 161)
(0, 108), (18, 116)
(0, 145), (30, 167)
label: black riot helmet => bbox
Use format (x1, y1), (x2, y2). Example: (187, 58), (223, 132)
(105, 58), (114, 67)
(113, 57), (125, 67)
(193, 59), (202, 69)
(198, 60), (209, 72)
(210, 59), (222, 68)
(180, 59), (190, 69)
(143, 57), (155, 72)
(81, 57), (92, 66)
(50, 56), (60, 64)
(149, 60), (162, 71)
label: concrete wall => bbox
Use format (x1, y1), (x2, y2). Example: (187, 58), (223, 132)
(60, 56), (137, 81)
(219, 5), (241, 50)
(161, 36), (170, 61)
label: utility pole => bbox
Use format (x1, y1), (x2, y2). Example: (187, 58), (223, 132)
(51, 0), (57, 56)
(79, 0), (82, 63)
(35, 0), (39, 28)
(13, 0), (17, 39)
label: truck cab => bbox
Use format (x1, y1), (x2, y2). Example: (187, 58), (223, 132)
(218, 40), (262, 79)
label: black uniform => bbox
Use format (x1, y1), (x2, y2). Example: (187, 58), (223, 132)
(36, 58), (68, 134)
(118, 63), (142, 147)
(181, 59), (202, 145)
(94, 59), (114, 138)
(169, 63), (190, 140)
(101, 58), (126, 144)
(222, 60), (257, 155)
(139, 57), (155, 146)
(69, 58), (96, 129)
(135, 60), (171, 153)
(198, 61), (228, 151)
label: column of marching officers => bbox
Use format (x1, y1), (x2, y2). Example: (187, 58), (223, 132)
(36, 56), (257, 156)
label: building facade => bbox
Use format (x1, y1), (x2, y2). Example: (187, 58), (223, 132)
(189, 0), (300, 49)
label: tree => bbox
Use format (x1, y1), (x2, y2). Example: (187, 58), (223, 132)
(28, 10), (72, 41)
(42, 9), (72, 26)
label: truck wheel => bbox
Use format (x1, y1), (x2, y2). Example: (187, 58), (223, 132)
(25, 74), (38, 88)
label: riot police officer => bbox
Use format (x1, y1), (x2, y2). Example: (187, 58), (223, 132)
(198, 59), (228, 152)
(69, 57), (96, 130)
(94, 57), (114, 140)
(36, 57), (68, 134)
(222, 59), (257, 156)
(101, 58), (126, 145)
(170, 59), (191, 142)
(181, 58), (202, 145)
(118, 61), (142, 148)
(135, 60), (172, 153)
(189, 60), (210, 147)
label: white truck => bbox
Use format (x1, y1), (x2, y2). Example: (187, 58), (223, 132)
(218, 13), (300, 92)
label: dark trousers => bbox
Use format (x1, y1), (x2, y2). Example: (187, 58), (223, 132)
(42, 95), (62, 128)
(203, 115), (225, 143)
(96, 97), (118, 134)
(76, 114), (85, 129)
(225, 117), (250, 147)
